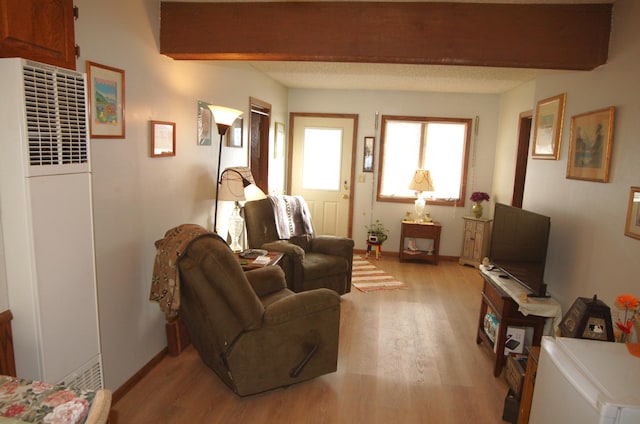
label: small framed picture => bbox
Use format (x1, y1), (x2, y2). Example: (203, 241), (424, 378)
(197, 101), (212, 146)
(624, 186), (640, 240)
(532, 93), (566, 160)
(566, 107), (615, 182)
(226, 117), (243, 148)
(150, 121), (176, 157)
(363, 136), (375, 172)
(86, 61), (125, 139)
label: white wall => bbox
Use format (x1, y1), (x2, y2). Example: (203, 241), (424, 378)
(288, 89), (499, 257)
(517, 0), (640, 319)
(74, 0), (288, 389)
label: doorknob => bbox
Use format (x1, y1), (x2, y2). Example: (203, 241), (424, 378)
(342, 194), (349, 199)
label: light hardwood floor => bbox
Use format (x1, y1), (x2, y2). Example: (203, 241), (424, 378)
(111, 257), (509, 423)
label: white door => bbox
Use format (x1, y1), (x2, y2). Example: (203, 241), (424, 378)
(290, 114), (356, 237)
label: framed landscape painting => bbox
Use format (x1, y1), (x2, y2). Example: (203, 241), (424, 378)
(566, 107), (615, 182)
(532, 93), (566, 160)
(86, 61), (125, 138)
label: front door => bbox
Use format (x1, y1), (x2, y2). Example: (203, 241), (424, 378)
(289, 113), (357, 237)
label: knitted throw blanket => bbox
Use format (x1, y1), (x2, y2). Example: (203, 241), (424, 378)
(268, 195), (313, 239)
(149, 224), (219, 319)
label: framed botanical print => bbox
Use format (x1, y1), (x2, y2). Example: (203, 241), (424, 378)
(197, 101), (212, 145)
(86, 61), (125, 138)
(150, 121), (176, 157)
(532, 93), (566, 160)
(363, 136), (375, 172)
(226, 117), (243, 148)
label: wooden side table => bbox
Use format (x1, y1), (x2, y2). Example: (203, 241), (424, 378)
(517, 346), (540, 424)
(399, 221), (441, 264)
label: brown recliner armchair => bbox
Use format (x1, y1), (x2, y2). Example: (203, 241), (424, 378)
(244, 197), (354, 295)
(178, 233), (340, 396)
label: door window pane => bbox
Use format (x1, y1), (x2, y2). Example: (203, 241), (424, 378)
(302, 128), (342, 190)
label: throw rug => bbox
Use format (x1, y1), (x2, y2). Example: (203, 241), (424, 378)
(351, 255), (407, 292)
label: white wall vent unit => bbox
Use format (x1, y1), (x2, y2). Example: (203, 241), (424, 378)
(0, 58), (103, 388)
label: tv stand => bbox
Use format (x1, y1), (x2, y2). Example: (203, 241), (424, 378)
(476, 272), (547, 377)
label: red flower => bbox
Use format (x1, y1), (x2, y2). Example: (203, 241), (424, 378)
(616, 319), (634, 335)
(470, 191), (490, 202)
(616, 294), (639, 310)
(3, 403), (26, 417)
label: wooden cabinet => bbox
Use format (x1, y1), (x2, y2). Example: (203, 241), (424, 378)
(476, 273), (546, 377)
(517, 346), (540, 424)
(399, 221), (441, 265)
(459, 217), (492, 267)
(0, 0), (77, 70)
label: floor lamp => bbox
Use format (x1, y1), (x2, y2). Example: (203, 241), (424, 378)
(209, 105), (244, 233)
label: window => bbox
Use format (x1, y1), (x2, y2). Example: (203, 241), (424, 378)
(378, 115), (472, 206)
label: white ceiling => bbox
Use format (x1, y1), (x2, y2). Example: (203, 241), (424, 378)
(192, 0), (614, 94)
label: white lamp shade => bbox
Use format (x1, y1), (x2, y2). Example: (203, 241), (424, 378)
(208, 105), (243, 127)
(217, 166), (266, 202)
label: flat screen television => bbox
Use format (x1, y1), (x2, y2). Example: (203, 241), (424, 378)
(489, 203), (551, 297)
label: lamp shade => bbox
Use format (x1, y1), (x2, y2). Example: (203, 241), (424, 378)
(217, 166), (266, 202)
(208, 105), (243, 129)
(408, 169), (435, 193)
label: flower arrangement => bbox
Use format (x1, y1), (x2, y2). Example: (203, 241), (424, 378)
(614, 293), (638, 343)
(470, 191), (490, 203)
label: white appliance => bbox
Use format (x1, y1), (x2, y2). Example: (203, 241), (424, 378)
(0, 58), (103, 390)
(530, 336), (640, 424)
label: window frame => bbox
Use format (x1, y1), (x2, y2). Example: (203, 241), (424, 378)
(376, 115), (472, 207)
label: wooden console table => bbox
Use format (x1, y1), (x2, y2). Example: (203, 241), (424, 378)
(476, 272), (546, 377)
(399, 221), (441, 264)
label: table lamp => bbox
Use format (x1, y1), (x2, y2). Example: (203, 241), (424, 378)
(408, 169), (435, 222)
(217, 166), (266, 251)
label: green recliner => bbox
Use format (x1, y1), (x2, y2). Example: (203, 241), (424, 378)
(244, 197), (354, 295)
(178, 234), (340, 396)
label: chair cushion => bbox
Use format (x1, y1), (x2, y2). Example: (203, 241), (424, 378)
(302, 253), (349, 281)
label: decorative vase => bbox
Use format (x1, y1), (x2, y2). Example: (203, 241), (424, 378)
(472, 202), (483, 218)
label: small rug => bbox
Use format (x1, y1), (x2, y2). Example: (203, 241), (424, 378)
(351, 255), (407, 292)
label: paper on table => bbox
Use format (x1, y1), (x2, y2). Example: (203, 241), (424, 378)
(253, 255), (271, 265)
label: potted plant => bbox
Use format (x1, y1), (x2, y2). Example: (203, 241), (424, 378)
(365, 219), (389, 243)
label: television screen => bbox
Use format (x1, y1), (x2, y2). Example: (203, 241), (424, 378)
(489, 203), (551, 297)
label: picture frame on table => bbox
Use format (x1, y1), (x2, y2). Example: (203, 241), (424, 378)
(532, 93), (566, 160)
(150, 120), (176, 157)
(624, 186), (640, 240)
(197, 101), (212, 146)
(566, 107), (615, 183)
(226, 117), (243, 148)
(86, 61), (125, 139)
(363, 136), (375, 172)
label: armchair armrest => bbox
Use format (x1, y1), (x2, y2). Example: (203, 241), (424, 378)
(311, 236), (354, 259)
(261, 240), (305, 260)
(245, 266), (287, 297)
(263, 288), (340, 325)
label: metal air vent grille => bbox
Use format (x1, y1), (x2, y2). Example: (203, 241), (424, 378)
(23, 63), (88, 167)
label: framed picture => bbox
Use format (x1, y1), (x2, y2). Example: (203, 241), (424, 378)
(274, 122), (285, 159)
(625, 186), (640, 240)
(363, 136), (375, 172)
(150, 121), (176, 157)
(226, 117), (243, 147)
(566, 107), (615, 182)
(86, 61), (125, 138)
(532, 93), (566, 160)
(197, 101), (212, 146)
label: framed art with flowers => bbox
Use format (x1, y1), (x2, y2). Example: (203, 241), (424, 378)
(624, 186), (640, 240)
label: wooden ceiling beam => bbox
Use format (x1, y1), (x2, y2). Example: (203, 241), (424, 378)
(160, 2), (612, 71)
